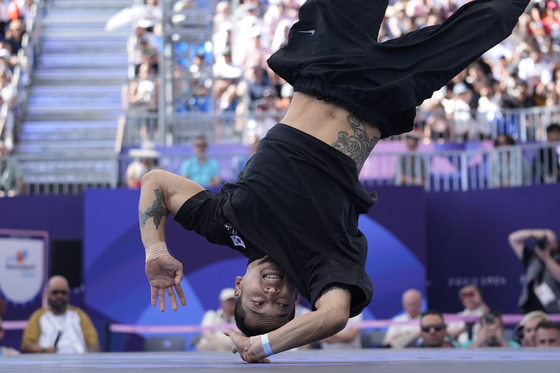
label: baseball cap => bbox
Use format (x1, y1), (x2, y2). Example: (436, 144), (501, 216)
(219, 288), (236, 301)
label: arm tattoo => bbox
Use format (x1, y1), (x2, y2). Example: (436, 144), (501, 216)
(139, 189), (169, 230)
(332, 114), (379, 174)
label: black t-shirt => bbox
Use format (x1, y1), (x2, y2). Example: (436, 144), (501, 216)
(219, 124), (376, 317)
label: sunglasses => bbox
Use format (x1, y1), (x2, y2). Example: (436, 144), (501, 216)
(50, 290), (68, 296)
(461, 290), (476, 298)
(421, 324), (445, 332)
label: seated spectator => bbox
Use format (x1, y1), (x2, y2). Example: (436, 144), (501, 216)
(319, 313), (362, 350)
(447, 285), (489, 345)
(179, 136), (221, 188)
(416, 310), (460, 348)
(517, 311), (549, 347)
(462, 311), (521, 348)
(0, 316), (19, 355)
(196, 288), (237, 352)
(21, 276), (100, 354)
(382, 289), (423, 348)
(535, 320), (560, 347)
(125, 146), (162, 189)
(0, 140), (23, 197)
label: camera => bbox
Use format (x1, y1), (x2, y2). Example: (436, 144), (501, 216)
(537, 236), (548, 251)
(483, 314), (494, 324)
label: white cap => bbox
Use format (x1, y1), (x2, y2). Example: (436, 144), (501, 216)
(219, 288), (236, 301)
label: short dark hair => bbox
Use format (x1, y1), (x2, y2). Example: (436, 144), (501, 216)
(421, 309), (445, 323)
(547, 123), (560, 133)
(536, 320), (560, 333)
(234, 292), (295, 337)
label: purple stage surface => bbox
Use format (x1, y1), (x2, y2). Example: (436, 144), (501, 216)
(0, 349), (559, 373)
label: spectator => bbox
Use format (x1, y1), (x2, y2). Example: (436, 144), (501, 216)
(535, 320), (560, 347)
(127, 20), (157, 78)
(319, 313), (362, 350)
(535, 123), (560, 183)
(517, 311), (549, 347)
(21, 276), (100, 354)
(0, 140), (23, 197)
(463, 311), (521, 348)
(0, 316), (19, 355)
(179, 136), (221, 188)
(127, 62), (160, 141)
(196, 288), (237, 352)
(447, 82), (475, 141)
(125, 146), (162, 189)
(447, 285), (490, 345)
(4, 19), (24, 55)
(417, 310), (460, 348)
(382, 289), (423, 348)
(397, 131), (426, 186)
(508, 228), (560, 314)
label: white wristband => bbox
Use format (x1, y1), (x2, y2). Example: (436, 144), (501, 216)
(145, 242), (170, 263)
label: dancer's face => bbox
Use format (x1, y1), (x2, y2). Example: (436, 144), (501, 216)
(234, 256), (297, 330)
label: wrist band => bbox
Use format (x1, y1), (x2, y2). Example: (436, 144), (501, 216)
(249, 335), (267, 361)
(145, 242), (170, 263)
(261, 333), (273, 357)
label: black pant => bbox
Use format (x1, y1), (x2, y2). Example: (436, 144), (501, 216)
(268, 0), (530, 138)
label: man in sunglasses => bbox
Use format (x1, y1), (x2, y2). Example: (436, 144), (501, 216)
(21, 276), (100, 354)
(417, 310), (459, 348)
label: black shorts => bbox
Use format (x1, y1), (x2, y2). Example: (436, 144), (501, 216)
(268, 0), (530, 138)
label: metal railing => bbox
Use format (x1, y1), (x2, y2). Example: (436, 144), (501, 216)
(7, 140), (557, 195)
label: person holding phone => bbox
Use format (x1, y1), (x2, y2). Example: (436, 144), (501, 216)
(508, 229), (560, 314)
(462, 311), (520, 348)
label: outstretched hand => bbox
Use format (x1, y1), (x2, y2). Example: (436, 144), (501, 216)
(145, 255), (187, 311)
(223, 330), (270, 363)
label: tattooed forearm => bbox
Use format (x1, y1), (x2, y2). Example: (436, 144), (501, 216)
(139, 189), (169, 230)
(332, 114), (379, 174)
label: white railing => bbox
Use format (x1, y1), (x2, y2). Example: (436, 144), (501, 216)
(121, 105), (560, 146)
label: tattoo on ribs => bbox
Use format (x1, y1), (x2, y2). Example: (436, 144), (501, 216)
(332, 114), (379, 173)
(139, 189), (169, 230)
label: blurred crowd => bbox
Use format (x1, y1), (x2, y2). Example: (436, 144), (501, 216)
(0, 0), (37, 196)
(120, 0), (560, 144)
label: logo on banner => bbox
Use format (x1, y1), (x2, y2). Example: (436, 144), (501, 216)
(0, 237), (44, 304)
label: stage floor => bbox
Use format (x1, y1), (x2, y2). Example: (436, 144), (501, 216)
(1, 349), (559, 373)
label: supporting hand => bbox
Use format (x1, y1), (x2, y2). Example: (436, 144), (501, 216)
(223, 330), (270, 363)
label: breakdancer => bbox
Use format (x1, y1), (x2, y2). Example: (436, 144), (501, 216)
(139, 0), (530, 363)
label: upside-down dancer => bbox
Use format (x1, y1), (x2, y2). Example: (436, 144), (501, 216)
(139, 0), (531, 363)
